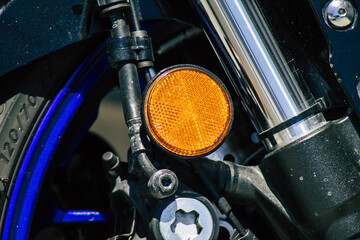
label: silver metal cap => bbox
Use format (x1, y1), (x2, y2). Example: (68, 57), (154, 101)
(323, 0), (358, 31)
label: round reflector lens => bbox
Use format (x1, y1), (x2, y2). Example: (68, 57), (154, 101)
(144, 65), (232, 157)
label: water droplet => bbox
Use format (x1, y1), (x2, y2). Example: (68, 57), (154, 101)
(299, 176), (304, 181)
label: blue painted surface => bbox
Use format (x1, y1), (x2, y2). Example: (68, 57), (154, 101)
(53, 210), (112, 224)
(2, 42), (110, 239)
(62, 211), (106, 223)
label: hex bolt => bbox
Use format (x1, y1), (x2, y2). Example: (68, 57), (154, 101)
(323, 0), (358, 31)
(148, 169), (179, 199)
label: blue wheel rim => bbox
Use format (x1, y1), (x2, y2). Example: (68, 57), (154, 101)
(2, 42), (111, 239)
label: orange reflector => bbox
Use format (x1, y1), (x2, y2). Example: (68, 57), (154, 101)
(144, 65), (233, 157)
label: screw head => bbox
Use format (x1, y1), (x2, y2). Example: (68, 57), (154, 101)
(323, 0), (358, 31)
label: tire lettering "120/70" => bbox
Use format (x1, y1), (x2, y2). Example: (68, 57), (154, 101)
(0, 96), (37, 164)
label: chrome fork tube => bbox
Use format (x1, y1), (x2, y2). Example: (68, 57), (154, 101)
(196, 0), (326, 150)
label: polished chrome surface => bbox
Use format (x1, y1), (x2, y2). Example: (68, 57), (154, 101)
(159, 197), (214, 240)
(196, 0), (326, 149)
(323, 0), (358, 31)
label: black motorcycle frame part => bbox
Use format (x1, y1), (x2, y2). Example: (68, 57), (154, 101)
(111, 176), (146, 217)
(191, 158), (308, 240)
(0, 0), (94, 77)
(0, 0), (164, 78)
(260, 117), (360, 239)
(308, 0), (360, 120)
(191, 161), (249, 238)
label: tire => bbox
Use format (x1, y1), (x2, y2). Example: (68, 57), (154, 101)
(0, 40), (116, 239)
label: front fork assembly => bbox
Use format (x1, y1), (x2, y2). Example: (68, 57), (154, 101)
(194, 0), (360, 239)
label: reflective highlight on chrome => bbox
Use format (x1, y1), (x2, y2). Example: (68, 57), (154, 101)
(196, 0), (326, 149)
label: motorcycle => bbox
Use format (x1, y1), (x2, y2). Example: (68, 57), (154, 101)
(0, 0), (359, 239)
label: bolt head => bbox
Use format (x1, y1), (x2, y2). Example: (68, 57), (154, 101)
(102, 151), (119, 170)
(148, 169), (178, 199)
(323, 0), (358, 31)
(159, 198), (216, 240)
